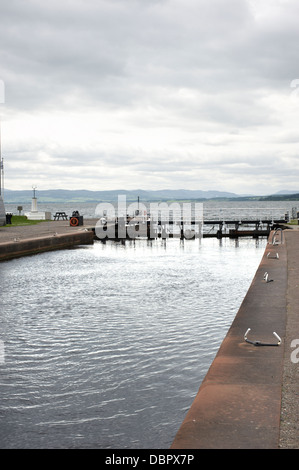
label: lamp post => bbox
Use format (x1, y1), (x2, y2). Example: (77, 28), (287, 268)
(0, 117), (3, 197)
(0, 116), (6, 226)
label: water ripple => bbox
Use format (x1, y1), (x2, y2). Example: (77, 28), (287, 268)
(0, 237), (266, 448)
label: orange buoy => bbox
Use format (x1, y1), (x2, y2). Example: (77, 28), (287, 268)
(70, 217), (79, 227)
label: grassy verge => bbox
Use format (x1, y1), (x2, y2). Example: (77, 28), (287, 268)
(2, 216), (49, 227)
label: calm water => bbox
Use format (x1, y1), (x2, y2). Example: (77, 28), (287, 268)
(5, 198), (299, 221)
(0, 231), (267, 449)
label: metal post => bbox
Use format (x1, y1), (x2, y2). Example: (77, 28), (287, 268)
(1, 158), (3, 198)
(0, 117), (2, 196)
(0, 157), (3, 197)
(0, 118), (4, 198)
(217, 221), (223, 239)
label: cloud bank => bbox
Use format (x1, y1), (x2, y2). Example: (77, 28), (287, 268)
(1, 0), (299, 194)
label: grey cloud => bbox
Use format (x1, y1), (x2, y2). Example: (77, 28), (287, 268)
(2, 0), (292, 111)
(2, 0), (299, 193)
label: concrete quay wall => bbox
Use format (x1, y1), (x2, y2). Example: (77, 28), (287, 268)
(0, 230), (94, 262)
(171, 231), (289, 449)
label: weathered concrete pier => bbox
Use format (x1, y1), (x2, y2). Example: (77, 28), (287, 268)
(171, 227), (299, 449)
(0, 219), (97, 261)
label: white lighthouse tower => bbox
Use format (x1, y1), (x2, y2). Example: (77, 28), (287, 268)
(24, 186), (51, 220)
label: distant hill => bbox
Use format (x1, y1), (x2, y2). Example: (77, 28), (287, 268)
(260, 192), (299, 201)
(3, 188), (299, 204)
(3, 188), (243, 203)
(274, 190), (299, 195)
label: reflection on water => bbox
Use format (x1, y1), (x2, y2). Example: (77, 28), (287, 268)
(0, 237), (266, 448)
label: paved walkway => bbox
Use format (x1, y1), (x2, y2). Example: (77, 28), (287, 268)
(279, 228), (299, 448)
(0, 219), (98, 244)
(171, 227), (299, 449)
(0, 219), (98, 262)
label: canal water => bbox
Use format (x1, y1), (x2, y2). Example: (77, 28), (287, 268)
(0, 231), (267, 449)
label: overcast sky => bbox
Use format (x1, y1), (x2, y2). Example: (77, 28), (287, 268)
(1, 0), (299, 195)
